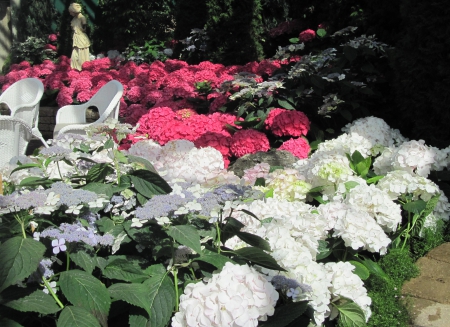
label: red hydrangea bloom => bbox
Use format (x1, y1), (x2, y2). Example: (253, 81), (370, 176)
(265, 108), (310, 137)
(76, 89), (92, 103)
(125, 104), (148, 125)
(230, 129), (270, 158)
(209, 93), (229, 112)
(175, 108), (197, 120)
(56, 86), (75, 107)
(44, 44), (57, 52)
(119, 99), (128, 118)
(195, 132), (232, 158)
(278, 137), (311, 159)
(48, 34), (58, 42)
(70, 77), (92, 93)
(137, 106), (176, 137)
(256, 59), (282, 77)
(126, 86), (144, 103)
(164, 59), (189, 72)
(298, 29), (316, 43)
(242, 61), (259, 74)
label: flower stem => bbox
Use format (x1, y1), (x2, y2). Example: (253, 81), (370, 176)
(173, 268), (179, 312)
(42, 277), (64, 309)
(215, 222), (221, 254)
(14, 213), (26, 239)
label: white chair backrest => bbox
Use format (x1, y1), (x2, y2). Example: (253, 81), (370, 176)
(0, 117), (33, 168)
(87, 80), (123, 122)
(0, 78), (44, 129)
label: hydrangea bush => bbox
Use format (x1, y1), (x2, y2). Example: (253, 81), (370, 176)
(0, 116), (449, 327)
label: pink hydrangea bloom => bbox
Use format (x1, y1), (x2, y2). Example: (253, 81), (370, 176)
(56, 86), (75, 107)
(278, 137), (311, 159)
(265, 108), (310, 137)
(299, 29), (316, 42)
(230, 129), (270, 158)
(125, 104), (148, 125)
(48, 34), (58, 42)
(44, 44), (57, 52)
(194, 132), (232, 158)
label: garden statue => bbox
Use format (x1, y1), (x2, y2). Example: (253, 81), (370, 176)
(68, 3), (91, 70)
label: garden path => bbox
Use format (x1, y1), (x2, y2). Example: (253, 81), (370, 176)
(402, 242), (450, 327)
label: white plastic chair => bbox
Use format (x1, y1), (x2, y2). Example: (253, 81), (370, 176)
(0, 78), (48, 147)
(53, 80), (124, 137)
(0, 116), (34, 168)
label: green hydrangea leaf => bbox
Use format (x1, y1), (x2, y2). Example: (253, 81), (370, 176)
(0, 237), (45, 293)
(59, 270), (111, 327)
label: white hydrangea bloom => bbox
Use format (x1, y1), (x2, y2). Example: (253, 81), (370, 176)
(430, 145), (450, 171)
(263, 169), (312, 201)
(342, 116), (407, 148)
(315, 132), (374, 157)
(376, 170), (439, 201)
(296, 152), (354, 193)
(291, 262), (333, 325)
(125, 139), (162, 163)
(172, 262), (279, 327)
(242, 163), (271, 185)
(344, 183), (402, 232)
(319, 202), (391, 254)
(325, 262), (372, 321)
(374, 140), (436, 177)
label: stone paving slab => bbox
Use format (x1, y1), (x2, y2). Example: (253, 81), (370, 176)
(426, 243), (450, 264)
(402, 243), (450, 327)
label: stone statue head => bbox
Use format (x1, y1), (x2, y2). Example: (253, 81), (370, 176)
(68, 3), (82, 14)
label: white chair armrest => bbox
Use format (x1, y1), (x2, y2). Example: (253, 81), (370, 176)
(55, 105), (89, 124)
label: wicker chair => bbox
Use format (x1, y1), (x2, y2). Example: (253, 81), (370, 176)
(53, 80), (124, 138)
(0, 116), (34, 168)
(0, 78), (48, 147)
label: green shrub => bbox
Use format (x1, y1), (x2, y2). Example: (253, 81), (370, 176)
(204, 0), (265, 65)
(92, 0), (175, 52)
(366, 249), (419, 327)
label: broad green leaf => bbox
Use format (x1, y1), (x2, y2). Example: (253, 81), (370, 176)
(343, 46), (358, 62)
(103, 259), (148, 282)
(236, 231), (271, 251)
(194, 250), (235, 270)
(334, 299), (366, 327)
(130, 170), (172, 198)
(402, 200), (427, 214)
(348, 261), (370, 280)
(277, 99), (296, 110)
(143, 264), (166, 277)
(57, 306), (101, 327)
(103, 138), (115, 149)
(86, 163), (114, 183)
(254, 177), (266, 187)
(289, 37), (299, 43)
(108, 283), (151, 315)
(316, 240), (332, 261)
(129, 313), (150, 327)
(317, 28), (327, 37)
(81, 183), (113, 198)
(310, 75), (326, 90)
(3, 290), (61, 314)
(423, 193), (441, 219)
(359, 257), (389, 281)
(59, 270), (111, 327)
(10, 163), (41, 175)
(0, 318), (24, 327)
(143, 274), (176, 327)
(261, 301), (309, 327)
(167, 225), (202, 254)
(19, 176), (47, 187)
(0, 237), (45, 292)
(127, 155), (158, 174)
(239, 209), (260, 221)
(366, 175), (384, 184)
(71, 252), (96, 275)
(234, 247), (286, 271)
(344, 181), (360, 192)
